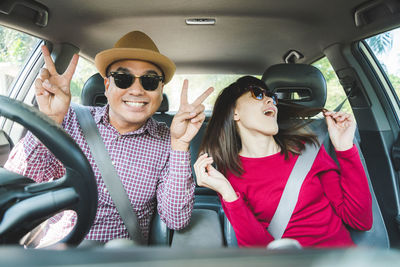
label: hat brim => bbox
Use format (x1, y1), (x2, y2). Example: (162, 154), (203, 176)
(95, 48), (176, 83)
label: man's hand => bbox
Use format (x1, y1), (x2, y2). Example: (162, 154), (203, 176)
(324, 110), (356, 151)
(170, 79), (214, 151)
(34, 45), (79, 124)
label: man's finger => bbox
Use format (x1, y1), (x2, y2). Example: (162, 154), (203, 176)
(192, 87), (214, 106)
(191, 112), (206, 124)
(39, 68), (50, 81)
(41, 45), (58, 75)
(42, 79), (62, 95)
(180, 79), (189, 106)
(34, 78), (47, 96)
(188, 104), (205, 118)
(64, 54), (79, 80)
(173, 111), (194, 123)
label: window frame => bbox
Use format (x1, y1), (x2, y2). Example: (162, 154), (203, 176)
(0, 25), (44, 142)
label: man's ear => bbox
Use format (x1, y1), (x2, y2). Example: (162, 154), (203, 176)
(104, 78), (110, 97)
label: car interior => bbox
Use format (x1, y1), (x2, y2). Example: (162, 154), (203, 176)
(1, 0), (400, 266)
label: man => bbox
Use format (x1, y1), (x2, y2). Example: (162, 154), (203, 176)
(5, 31), (213, 245)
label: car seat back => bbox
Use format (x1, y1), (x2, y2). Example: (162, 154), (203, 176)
(262, 63), (389, 248)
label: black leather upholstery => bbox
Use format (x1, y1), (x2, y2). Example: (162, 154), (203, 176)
(81, 73), (107, 107)
(262, 63), (327, 116)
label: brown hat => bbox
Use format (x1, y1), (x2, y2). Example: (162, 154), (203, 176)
(95, 31), (176, 83)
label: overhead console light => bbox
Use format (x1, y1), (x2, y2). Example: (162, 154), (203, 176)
(185, 18), (216, 25)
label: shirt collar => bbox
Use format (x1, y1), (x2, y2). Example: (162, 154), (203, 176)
(95, 104), (162, 139)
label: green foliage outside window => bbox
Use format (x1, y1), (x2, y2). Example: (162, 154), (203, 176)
(0, 26), (40, 96)
(313, 57), (352, 114)
(70, 57), (97, 103)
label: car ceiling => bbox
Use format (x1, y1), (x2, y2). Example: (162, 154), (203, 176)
(0, 0), (399, 75)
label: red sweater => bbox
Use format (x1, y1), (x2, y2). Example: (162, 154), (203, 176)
(221, 145), (372, 248)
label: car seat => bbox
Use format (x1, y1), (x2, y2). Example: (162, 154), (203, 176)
(262, 63), (390, 248)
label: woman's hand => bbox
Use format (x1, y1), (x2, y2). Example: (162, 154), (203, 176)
(324, 110), (356, 151)
(194, 153), (238, 202)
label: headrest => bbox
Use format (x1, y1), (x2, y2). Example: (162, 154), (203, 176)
(81, 73), (107, 106)
(80, 73), (169, 113)
(158, 94), (169, 113)
(262, 64), (327, 109)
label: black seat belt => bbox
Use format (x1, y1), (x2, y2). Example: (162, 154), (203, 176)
(72, 104), (145, 245)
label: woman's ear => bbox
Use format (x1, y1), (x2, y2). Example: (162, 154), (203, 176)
(233, 109), (240, 121)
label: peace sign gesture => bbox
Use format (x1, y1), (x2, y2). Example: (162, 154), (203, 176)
(34, 45), (79, 124)
(170, 79), (214, 151)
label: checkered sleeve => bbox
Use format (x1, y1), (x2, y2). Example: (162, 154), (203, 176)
(4, 131), (65, 182)
(156, 150), (195, 230)
(3, 108), (77, 182)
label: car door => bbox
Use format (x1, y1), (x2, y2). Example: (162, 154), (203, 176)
(325, 27), (400, 247)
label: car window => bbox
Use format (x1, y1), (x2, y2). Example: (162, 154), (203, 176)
(70, 57), (98, 103)
(365, 29), (400, 105)
(313, 57), (352, 114)
(164, 61), (350, 114)
(163, 74), (245, 112)
(0, 25), (40, 97)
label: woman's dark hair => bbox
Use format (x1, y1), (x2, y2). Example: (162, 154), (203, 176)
(200, 75), (323, 177)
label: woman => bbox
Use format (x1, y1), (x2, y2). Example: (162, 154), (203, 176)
(194, 76), (372, 248)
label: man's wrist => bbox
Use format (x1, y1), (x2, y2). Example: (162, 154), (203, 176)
(171, 138), (190, 151)
(47, 115), (64, 125)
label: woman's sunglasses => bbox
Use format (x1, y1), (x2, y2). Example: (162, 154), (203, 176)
(249, 86), (278, 105)
(109, 72), (164, 91)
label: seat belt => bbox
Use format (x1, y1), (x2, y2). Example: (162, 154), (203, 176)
(72, 104), (145, 245)
(268, 96), (349, 240)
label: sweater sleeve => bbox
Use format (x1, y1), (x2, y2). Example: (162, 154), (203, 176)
(220, 193), (274, 247)
(318, 145), (372, 231)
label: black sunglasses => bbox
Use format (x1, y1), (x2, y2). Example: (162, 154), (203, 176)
(249, 86), (278, 105)
(109, 72), (164, 91)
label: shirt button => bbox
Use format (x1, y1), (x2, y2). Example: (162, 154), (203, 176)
(180, 160), (186, 165)
(103, 187), (108, 193)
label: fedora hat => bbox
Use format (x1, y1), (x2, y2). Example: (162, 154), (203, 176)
(95, 31), (176, 83)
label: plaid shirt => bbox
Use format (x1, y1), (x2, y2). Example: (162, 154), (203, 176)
(5, 104), (195, 243)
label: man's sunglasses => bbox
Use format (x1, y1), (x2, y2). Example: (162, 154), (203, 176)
(249, 86), (278, 105)
(109, 72), (164, 91)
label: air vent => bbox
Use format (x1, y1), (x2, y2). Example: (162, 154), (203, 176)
(185, 18), (216, 25)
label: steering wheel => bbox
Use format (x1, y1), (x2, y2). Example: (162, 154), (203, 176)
(0, 96), (97, 246)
